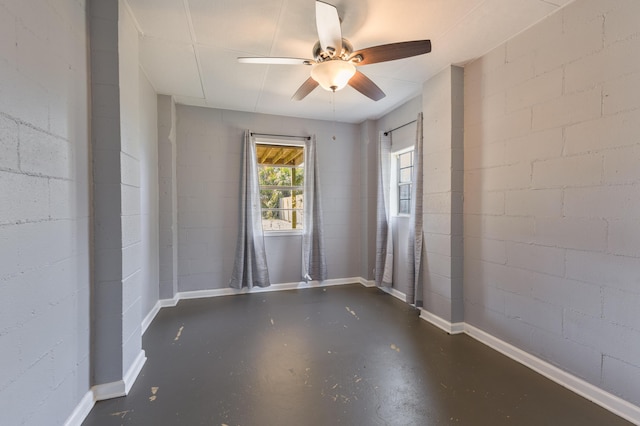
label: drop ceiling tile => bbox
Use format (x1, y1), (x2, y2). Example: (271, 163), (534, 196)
(129, 0), (577, 123)
(189, 0), (284, 54)
(139, 36), (204, 98)
(126, 0), (191, 42)
(198, 46), (267, 111)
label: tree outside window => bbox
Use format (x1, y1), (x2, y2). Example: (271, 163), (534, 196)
(256, 143), (304, 231)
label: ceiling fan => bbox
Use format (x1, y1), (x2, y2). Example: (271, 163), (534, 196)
(238, 0), (431, 102)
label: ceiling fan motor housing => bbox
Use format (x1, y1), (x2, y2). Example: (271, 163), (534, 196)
(313, 38), (353, 62)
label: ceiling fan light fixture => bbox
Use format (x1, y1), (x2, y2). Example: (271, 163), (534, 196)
(311, 60), (356, 92)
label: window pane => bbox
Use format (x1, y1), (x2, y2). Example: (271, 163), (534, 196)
(399, 184), (411, 200)
(400, 167), (412, 183)
(399, 151), (413, 168)
(260, 189), (276, 209)
(399, 200), (410, 215)
(261, 209), (303, 230)
(256, 143), (305, 232)
(259, 166), (292, 186)
(293, 166), (304, 186)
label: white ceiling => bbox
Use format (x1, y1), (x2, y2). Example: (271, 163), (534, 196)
(126, 0), (574, 123)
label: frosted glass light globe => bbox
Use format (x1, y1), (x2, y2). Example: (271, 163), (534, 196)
(311, 60), (357, 92)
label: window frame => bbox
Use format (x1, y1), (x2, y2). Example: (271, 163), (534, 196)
(392, 147), (414, 217)
(255, 139), (305, 236)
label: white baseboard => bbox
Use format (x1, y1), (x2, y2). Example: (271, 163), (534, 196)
(124, 350), (146, 395)
(464, 324), (640, 425)
(378, 285), (407, 302)
(137, 276), (639, 425)
(142, 301), (161, 335)
(63, 391), (94, 426)
(92, 350), (146, 401)
(167, 277), (362, 302)
(91, 380), (125, 401)
(160, 294), (179, 308)
(358, 278), (376, 287)
(419, 308), (465, 334)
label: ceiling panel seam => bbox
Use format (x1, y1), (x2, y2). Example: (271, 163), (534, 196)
(183, 0), (207, 100)
(254, 0), (289, 111)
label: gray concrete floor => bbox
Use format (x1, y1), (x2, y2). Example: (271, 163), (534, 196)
(83, 284), (631, 425)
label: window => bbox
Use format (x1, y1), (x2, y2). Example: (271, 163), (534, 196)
(256, 143), (304, 232)
(396, 150), (413, 215)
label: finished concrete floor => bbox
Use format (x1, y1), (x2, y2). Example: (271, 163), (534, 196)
(83, 284), (632, 425)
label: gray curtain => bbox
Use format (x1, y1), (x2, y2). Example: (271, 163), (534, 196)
(407, 113), (424, 306)
(302, 136), (327, 281)
(375, 132), (393, 286)
(229, 131), (270, 289)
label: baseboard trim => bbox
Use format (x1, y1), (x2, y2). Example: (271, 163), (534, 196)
(167, 277), (362, 303)
(464, 324), (640, 425)
(137, 277), (639, 425)
(124, 350), (146, 395)
(63, 391), (94, 426)
(92, 350), (146, 401)
(419, 309), (465, 335)
(358, 278), (376, 287)
(160, 294), (179, 308)
(91, 380), (125, 401)
(379, 285), (407, 303)
(142, 301), (161, 335)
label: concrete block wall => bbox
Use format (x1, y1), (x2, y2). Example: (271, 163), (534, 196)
(464, 0), (640, 406)
(90, 0), (157, 391)
(0, 0), (91, 424)
(157, 95), (178, 300)
(359, 119), (377, 281)
(174, 106), (362, 291)
(138, 60), (159, 325)
(118, 2), (143, 371)
(421, 66), (464, 322)
(90, 0), (124, 385)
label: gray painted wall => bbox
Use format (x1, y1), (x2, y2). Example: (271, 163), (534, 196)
(118, 1), (144, 375)
(157, 95), (178, 300)
(421, 66), (464, 323)
(464, 0), (640, 407)
(139, 63), (160, 324)
(174, 106), (362, 290)
(90, 0), (158, 392)
(372, 96), (423, 296)
(0, 0), (91, 424)
(358, 120), (377, 281)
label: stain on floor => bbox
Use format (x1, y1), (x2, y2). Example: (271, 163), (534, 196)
(82, 284), (633, 426)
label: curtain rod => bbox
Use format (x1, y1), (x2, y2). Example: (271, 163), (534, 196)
(384, 119), (417, 136)
(250, 132), (311, 140)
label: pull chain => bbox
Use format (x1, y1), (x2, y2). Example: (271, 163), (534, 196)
(331, 90), (336, 140)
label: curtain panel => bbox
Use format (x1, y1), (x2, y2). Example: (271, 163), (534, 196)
(229, 131), (271, 289)
(407, 113), (424, 306)
(375, 132), (393, 286)
(302, 136), (327, 281)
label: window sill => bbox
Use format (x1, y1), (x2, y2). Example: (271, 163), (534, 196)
(393, 214), (410, 219)
(264, 230), (304, 237)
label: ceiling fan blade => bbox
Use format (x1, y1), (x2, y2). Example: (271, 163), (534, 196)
(315, 1), (342, 56)
(349, 40), (432, 66)
(348, 70), (385, 101)
(292, 77), (320, 101)
(238, 57), (314, 65)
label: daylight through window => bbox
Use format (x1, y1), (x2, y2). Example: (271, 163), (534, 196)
(256, 143), (305, 232)
(397, 150), (413, 215)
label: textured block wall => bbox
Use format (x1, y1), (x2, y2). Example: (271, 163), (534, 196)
(0, 0), (91, 424)
(174, 106), (362, 291)
(422, 66), (464, 322)
(464, 0), (640, 406)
